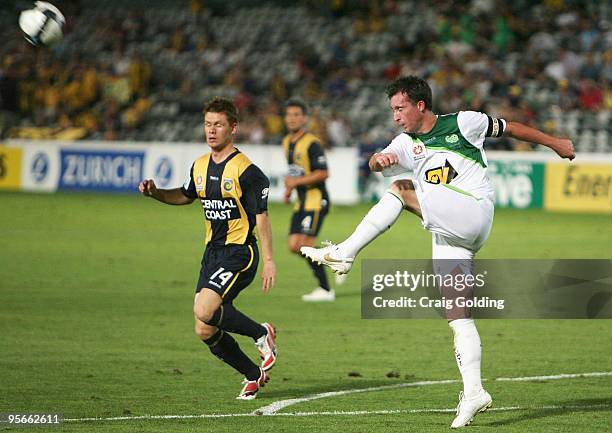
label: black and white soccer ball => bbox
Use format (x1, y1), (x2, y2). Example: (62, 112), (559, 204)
(18, 1), (65, 46)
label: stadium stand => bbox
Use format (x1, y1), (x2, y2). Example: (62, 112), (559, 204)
(0, 0), (610, 151)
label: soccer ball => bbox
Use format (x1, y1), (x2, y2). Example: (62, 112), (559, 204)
(18, 2), (65, 47)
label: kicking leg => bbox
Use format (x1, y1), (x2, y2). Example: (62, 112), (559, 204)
(301, 179), (420, 274)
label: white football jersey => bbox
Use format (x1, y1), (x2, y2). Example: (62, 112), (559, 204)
(382, 111), (505, 202)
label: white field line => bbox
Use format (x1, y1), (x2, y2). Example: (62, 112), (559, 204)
(254, 379), (460, 415)
(279, 403), (612, 417)
(63, 403), (612, 423)
(495, 371), (612, 382)
(254, 371), (612, 415)
(62, 371), (612, 423)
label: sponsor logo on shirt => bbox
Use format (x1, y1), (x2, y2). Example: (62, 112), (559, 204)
(424, 160), (458, 185)
(200, 198), (240, 220)
(445, 134), (459, 144)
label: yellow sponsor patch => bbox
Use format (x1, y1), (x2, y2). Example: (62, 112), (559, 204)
(424, 160), (458, 185)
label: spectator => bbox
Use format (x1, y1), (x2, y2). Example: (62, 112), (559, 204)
(578, 79), (603, 111)
(327, 110), (351, 147)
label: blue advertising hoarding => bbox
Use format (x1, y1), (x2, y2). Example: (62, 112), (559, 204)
(59, 150), (145, 191)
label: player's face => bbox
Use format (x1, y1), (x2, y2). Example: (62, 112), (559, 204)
(284, 106), (307, 133)
(390, 92), (426, 134)
(204, 111), (237, 151)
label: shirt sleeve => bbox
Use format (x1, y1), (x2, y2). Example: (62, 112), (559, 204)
(458, 111), (507, 149)
(307, 141), (328, 171)
(180, 163), (197, 199)
(240, 164), (270, 214)
(380, 133), (415, 175)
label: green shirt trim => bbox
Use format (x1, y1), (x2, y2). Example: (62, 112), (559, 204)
(409, 114), (486, 168)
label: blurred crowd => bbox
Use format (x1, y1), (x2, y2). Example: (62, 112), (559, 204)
(0, 0), (610, 151)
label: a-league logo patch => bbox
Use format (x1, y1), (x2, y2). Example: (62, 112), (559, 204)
(195, 175), (204, 191)
(412, 140), (426, 161)
(222, 178), (234, 192)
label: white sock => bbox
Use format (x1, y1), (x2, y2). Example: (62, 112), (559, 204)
(449, 318), (483, 398)
(338, 191), (404, 258)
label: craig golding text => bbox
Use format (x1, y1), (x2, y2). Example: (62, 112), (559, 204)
(372, 296), (506, 310)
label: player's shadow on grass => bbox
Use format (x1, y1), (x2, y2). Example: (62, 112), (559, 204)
(485, 397), (612, 427)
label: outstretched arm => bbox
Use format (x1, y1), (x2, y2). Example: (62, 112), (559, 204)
(139, 179), (194, 205)
(504, 122), (575, 160)
(256, 211), (276, 293)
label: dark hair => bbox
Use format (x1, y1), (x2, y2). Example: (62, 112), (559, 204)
(385, 76), (432, 110)
(204, 97), (238, 124)
(284, 98), (308, 115)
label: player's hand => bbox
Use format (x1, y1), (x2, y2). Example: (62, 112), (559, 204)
(373, 152), (399, 168)
(283, 187), (293, 203)
(261, 259), (276, 293)
(139, 179), (158, 198)
(284, 176), (299, 189)
(555, 139), (576, 161)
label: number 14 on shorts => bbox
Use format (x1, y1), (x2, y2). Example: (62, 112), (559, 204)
(209, 267), (234, 289)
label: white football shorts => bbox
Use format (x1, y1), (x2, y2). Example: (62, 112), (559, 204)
(416, 183), (494, 258)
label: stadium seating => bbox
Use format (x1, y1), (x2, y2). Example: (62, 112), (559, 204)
(0, 1), (609, 151)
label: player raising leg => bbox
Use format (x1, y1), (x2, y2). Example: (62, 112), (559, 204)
(302, 76), (574, 427)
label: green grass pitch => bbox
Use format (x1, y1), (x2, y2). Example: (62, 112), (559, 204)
(0, 191), (610, 433)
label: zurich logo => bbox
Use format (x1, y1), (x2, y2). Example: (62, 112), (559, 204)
(32, 153), (49, 183)
(154, 157), (173, 187)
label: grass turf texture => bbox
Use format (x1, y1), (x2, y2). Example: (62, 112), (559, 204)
(1, 191), (610, 433)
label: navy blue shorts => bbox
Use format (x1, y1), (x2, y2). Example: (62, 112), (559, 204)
(289, 206), (328, 236)
(196, 243), (259, 303)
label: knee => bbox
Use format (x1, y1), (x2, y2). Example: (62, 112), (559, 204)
(194, 303), (216, 324)
(390, 179), (415, 196)
(288, 238), (302, 254)
(194, 321), (217, 340)
(390, 179), (422, 217)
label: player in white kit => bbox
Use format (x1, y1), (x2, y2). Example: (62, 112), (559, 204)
(301, 76), (575, 428)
